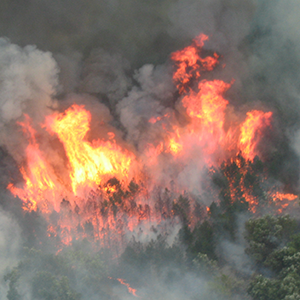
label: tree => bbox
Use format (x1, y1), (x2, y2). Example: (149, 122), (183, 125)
(245, 214), (297, 265)
(246, 215), (300, 300)
(4, 269), (21, 300)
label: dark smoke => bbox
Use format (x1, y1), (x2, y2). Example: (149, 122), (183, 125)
(1, 1), (300, 299)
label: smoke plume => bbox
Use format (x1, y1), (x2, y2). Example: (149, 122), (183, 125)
(1, 1), (300, 299)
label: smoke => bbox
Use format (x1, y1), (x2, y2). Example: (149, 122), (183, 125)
(1, 0), (300, 299)
(79, 49), (132, 107)
(0, 38), (59, 169)
(0, 208), (21, 300)
(0, 38), (58, 124)
(243, 0), (300, 125)
(218, 213), (254, 276)
(117, 64), (174, 144)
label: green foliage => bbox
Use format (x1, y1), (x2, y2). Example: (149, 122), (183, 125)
(120, 235), (185, 273)
(247, 215), (300, 300)
(207, 157), (267, 241)
(209, 274), (245, 298)
(172, 195), (191, 224)
(248, 271), (300, 300)
(289, 233), (300, 252)
(192, 253), (246, 299)
(193, 253), (217, 276)
(245, 214), (297, 265)
(32, 272), (81, 300)
(189, 221), (216, 260)
(248, 275), (280, 300)
(4, 248), (109, 300)
(4, 269), (21, 300)
(5, 156), (300, 300)
(264, 247), (295, 273)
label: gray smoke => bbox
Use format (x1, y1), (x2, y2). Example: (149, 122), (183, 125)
(1, 1), (300, 299)
(0, 208), (21, 300)
(0, 38), (58, 124)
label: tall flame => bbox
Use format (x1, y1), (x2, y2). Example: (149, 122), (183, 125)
(8, 115), (58, 212)
(239, 110), (273, 161)
(45, 104), (135, 195)
(7, 32), (296, 250)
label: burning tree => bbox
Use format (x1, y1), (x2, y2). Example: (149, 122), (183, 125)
(5, 33), (298, 254)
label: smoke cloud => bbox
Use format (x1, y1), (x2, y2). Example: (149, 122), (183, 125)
(0, 38), (58, 124)
(1, 0), (300, 299)
(0, 208), (21, 300)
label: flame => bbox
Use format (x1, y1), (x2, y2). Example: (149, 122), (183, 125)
(7, 32), (293, 251)
(7, 115), (58, 212)
(182, 80), (230, 122)
(168, 137), (183, 155)
(108, 277), (138, 297)
(272, 192), (298, 201)
(116, 278), (138, 297)
(171, 33), (219, 93)
(7, 105), (144, 249)
(45, 104), (135, 195)
(239, 110), (273, 161)
(270, 192), (298, 213)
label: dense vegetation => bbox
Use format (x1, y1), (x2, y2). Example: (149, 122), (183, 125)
(3, 156), (300, 300)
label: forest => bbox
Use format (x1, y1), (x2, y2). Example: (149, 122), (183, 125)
(1, 1), (300, 300)
(2, 155), (300, 300)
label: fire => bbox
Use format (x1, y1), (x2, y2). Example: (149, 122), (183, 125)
(168, 137), (183, 155)
(45, 104), (135, 195)
(272, 192), (298, 201)
(7, 105), (144, 249)
(181, 80), (231, 156)
(116, 278), (138, 297)
(108, 277), (138, 297)
(182, 80), (230, 122)
(239, 110), (273, 161)
(7, 32), (296, 250)
(170, 35), (273, 164)
(7, 115), (58, 212)
(171, 33), (219, 93)
(271, 192), (298, 213)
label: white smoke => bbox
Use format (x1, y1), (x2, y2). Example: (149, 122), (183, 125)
(0, 38), (58, 125)
(0, 38), (59, 167)
(0, 209), (21, 300)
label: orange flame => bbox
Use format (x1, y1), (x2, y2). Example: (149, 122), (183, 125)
(7, 115), (58, 212)
(182, 80), (230, 123)
(271, 192), (298, 213)
(116, 278), (138, 297)
(239, 110), (273, 161)
(45, 104), (135, 195)
(7, 33), (289, 250)
(272, 192), (298, 201)
(108, 277), (138, 297)
(171, 33), (219, 93)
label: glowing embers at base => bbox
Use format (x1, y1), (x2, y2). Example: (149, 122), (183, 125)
(271, 191), (298, 213)
(45, 104), (135, 195)
(7, 104), (143, 249)
(212, 156), (299, 214)
(8, 105), (137, 213)
(7, 32), (296, 252)
(108, 277), (138, 297)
